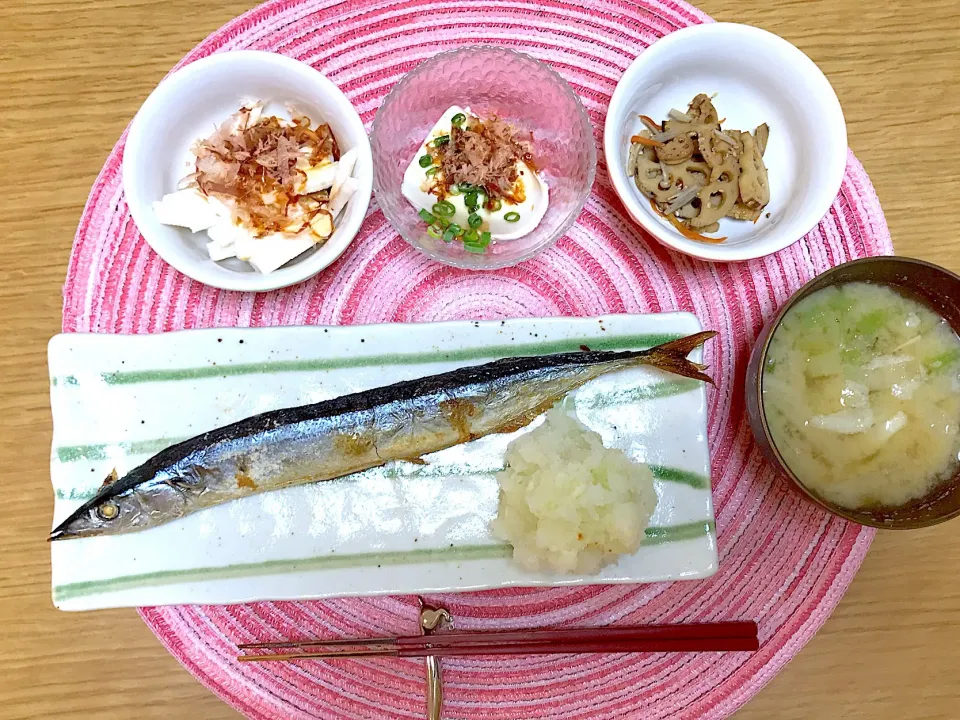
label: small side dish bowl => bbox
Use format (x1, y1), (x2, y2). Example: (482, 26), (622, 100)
(123, 51), (372, 292)
(371, 46), (596, 270)
(747, 256), (960, 529)
(605, 23), (846, 262)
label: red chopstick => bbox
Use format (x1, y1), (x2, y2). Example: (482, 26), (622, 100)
(239, 622), (757, 650)
(237, 622), (759, 662)
(411, 622), (758, 649)
(403, 636), (759, 657)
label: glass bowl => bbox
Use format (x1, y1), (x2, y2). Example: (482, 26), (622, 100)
(371, 46), (596, 270)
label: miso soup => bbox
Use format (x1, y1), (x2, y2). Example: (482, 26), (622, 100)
(763, 282), (960, 509)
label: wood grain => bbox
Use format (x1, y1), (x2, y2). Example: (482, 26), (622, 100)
(1, 0), (958, 718)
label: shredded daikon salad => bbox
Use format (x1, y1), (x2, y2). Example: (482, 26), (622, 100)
(763, 282), (960, 509)
(153, 103), (359, 274)
(189, 105), (342, 236)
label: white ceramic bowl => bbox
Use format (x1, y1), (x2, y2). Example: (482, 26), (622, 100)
(122, 51), (372, 292)
(604, 23), (846, 262)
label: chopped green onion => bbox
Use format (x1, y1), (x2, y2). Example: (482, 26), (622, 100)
(419, 154), (434, 168)
(504, 211), (521, 223)
(431, 134), (450, 147)
(418, 209), (436, 224)
(465, 227), (491, 253)
(425, 167), (440, 177)
(490, 198), (502, 212)
(465, 191), (479, 209)
(432, 201), (456, 217)
(427, 225), (444, 239)
(451, 112), (466, 126)
(448, 185), (462, 196)
(446, 223), (463, 237)
(468, 213), (483, 229)
(457, 182), (474, 192)
(436, 217), (451, 229)
(442, 227), (459, 242)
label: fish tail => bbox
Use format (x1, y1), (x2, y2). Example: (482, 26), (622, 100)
(638, 330), (718, 384)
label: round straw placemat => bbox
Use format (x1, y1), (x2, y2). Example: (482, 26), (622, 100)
(63, 0), (892, 717)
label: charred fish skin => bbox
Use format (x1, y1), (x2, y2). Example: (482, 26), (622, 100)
(49, 331), (716, 540)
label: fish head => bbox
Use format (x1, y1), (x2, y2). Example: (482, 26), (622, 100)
(49, 476), (191, 540)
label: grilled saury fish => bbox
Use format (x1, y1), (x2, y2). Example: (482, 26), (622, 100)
(50, 331), (717, 540)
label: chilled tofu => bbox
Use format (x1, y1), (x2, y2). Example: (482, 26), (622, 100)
(400, 106), (549, 242)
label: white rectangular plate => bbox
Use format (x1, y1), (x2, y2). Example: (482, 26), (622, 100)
(48, 313), (717, 611)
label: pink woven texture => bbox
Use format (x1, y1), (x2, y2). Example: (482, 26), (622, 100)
(62, 0), (893, 717)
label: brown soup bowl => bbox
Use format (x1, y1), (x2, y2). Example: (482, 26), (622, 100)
(746, 256), (960, 529)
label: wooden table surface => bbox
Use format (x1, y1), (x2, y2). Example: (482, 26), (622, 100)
(2, 0), (959, 717)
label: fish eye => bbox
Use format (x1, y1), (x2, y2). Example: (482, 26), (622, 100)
(96, 501), (120, 521)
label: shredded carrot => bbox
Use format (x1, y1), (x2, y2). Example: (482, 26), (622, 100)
(631, 134), (664, 148)
(638, 114), (663, 132)
(648, 198), (727, 244)
(647, 197), (667, 217)
(669, 215), (728, 244)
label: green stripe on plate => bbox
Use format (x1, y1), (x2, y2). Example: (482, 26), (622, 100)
(56, 437), (192, 463)
(647, 465), (710, 490)
(574, 379), (702, 408)
(51, 521), (715, 602)
(643, 520), (716, 545)
(50, 332), (683, 387)
(54, 462), (709, 501)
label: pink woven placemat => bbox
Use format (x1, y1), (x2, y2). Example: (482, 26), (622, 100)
(63, 0), (892, 717)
